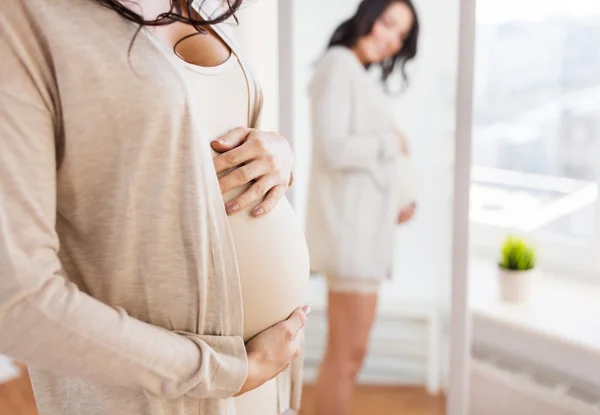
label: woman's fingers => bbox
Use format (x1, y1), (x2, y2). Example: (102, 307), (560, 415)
(398, 203), (416, 224)
(211, 126), (252, 152)
(396, 130), (409, 155)
(218, 160), (267, 195)
(250, 185), (287, 218)
(283, 306), (311, 340)
(212, 128), (267, 175)
(213, 143), (260, 174)
(212, 128), (271, 174)
(212, 127), (294, 216)
(224, 176), (274, 215)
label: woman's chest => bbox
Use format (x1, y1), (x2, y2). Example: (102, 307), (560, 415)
(352, 76), (394, 131)
(55, 32), (190, 149)
(48, 21), (226, 205)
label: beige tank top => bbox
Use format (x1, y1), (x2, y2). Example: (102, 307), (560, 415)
(182, 53), (309, 413)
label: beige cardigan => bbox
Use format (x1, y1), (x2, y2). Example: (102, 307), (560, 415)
(0, 0), (301, 414)
(306, 47), (401, 281)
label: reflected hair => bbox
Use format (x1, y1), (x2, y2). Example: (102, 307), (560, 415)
(328, 0), (419, 86)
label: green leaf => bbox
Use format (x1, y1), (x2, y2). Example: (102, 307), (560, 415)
(499, 235), (536, 271)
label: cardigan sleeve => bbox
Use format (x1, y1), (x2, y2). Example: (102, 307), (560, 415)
(309, 49), (400, 171)
(0, 2), (247, 400)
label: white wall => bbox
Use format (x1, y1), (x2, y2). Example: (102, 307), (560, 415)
(232, 0), (279, 130)
(290, 0), (459, 306)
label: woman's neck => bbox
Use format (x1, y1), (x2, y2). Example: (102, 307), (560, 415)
(350, 46), (369, 66)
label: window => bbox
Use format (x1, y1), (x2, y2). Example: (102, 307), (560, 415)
(469, 0), (600, 276)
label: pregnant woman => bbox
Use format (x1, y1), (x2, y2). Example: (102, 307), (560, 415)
(0, 1), (309, 414)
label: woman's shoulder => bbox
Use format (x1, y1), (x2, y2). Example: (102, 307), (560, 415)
(317, 46), (361, 70)
(311, 46), (363, 86)
(2, 0), (110, 44)
(1, 0), (37, 31)
(1, 0), (58, 71)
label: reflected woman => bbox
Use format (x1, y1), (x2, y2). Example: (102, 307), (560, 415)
(306, 1), (420, 414)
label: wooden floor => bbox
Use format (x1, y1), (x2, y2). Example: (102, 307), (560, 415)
(300, 384), (446, 415)
(0, 368), (445, 415)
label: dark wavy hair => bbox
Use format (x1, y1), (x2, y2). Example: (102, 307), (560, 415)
(93, 0), (243, 51)
(329, 0), (419, 86)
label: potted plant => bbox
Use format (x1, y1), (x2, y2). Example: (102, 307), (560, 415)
(498, 235), (537, 303)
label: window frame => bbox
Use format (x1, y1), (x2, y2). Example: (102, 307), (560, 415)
(468, 4), (600, 281)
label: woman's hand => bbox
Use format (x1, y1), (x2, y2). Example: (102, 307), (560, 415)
(396, 131), (409, 155)
(398, 202), (416, 224)
(235, 306), (310, 396)
(212, 127), (294, 218)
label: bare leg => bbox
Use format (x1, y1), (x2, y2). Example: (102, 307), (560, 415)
(314, 290), (378, 415)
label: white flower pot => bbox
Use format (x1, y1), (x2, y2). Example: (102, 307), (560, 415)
(497, 268), (537, 303)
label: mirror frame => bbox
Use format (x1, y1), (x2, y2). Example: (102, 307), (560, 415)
(448, 0), (477, 412)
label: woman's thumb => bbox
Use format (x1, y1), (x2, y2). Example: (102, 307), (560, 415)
(286, 306), (311, 334)
(211, 126), (250, 151)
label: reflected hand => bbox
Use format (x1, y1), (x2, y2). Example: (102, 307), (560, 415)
(396, 131), (409, 155)
(235, 306), (310, 396)
(212, 127), (294, 218)
(398, 202), (416, 224)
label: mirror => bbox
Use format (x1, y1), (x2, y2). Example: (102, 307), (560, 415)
(277, 0), (468, 413)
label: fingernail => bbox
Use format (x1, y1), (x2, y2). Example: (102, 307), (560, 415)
(302, 305), (312, 316)
(252, 207), (264, 217)
(226, 203), (239, 214)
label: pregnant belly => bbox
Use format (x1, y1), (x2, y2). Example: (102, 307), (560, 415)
(223, 183), (310, 342)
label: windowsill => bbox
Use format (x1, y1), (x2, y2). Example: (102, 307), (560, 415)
(469, 257), (600, 355)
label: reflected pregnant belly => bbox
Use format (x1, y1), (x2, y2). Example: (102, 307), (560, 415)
(223, 183), (310, 342)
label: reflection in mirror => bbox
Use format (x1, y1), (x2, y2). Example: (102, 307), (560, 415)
(282, 0), (461, 413)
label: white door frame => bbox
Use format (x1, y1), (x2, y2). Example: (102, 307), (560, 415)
(449, 0), (477, 412)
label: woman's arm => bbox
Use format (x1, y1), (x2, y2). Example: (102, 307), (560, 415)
(0, 8), (246, 400)
(310, 51), (401, 171)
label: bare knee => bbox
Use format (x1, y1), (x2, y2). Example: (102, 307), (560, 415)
(325, 342), (369, 379)
(321, 291), (378, 380)
(346, 344), (368, 377)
